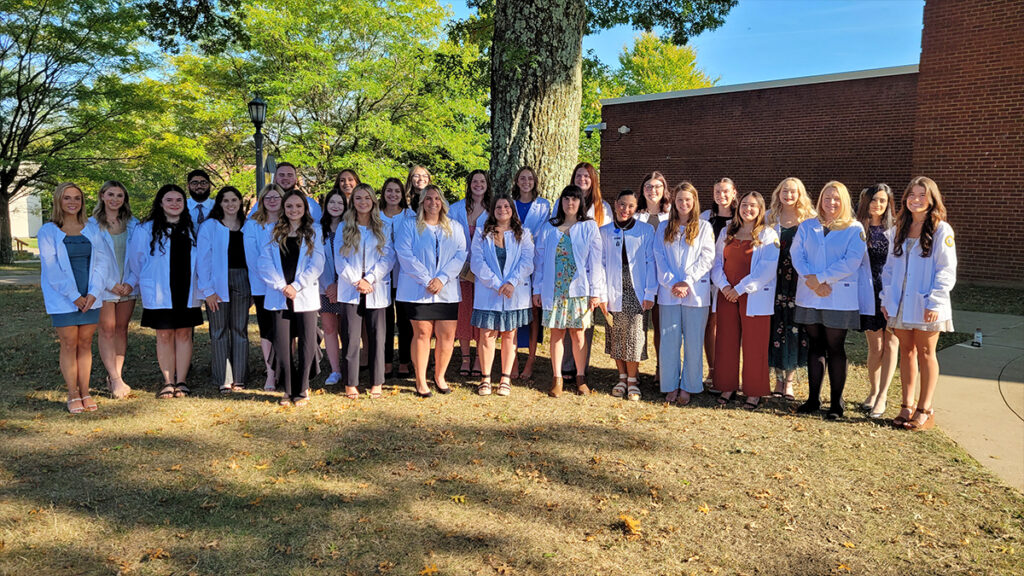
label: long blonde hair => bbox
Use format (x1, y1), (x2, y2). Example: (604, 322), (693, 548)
(271, 190), (316, 256)
(664, 181), (701, 245)
(816, 181), (855, 230)
(339, 184), (387, 256)
(252, 183), (285, 225)
(415, 185), (453, 236)
(766, 177), (814, 227)
(91, 180), (133, 230)
(50, 182), (87, 227)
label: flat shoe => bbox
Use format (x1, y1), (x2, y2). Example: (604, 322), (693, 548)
(81, 395), (98, 412)
(156, 385), (176, 399)
(717, 392), (735, 405)
(66, 398), (84, 414)
(173, 384), (190, 398)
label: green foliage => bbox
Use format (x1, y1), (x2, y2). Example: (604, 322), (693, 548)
(586, 0), (738, 44)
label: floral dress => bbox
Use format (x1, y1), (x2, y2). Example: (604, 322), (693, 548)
(768, 225), (808, 371)
(542, 233), (591, 329)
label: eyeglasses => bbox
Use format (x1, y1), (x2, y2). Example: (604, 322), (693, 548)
(643, 183), (665, 191)
(189, 180), (210, 187)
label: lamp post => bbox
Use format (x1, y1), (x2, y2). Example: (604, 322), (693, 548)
(247, 95), (268, 191)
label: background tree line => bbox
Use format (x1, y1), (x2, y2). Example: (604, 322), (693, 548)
(1, 0), (733, 264)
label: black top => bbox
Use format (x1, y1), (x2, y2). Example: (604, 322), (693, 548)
(866, 225), (889, 295)
(228, 230), (246, 269)
(282, 237), (301, 285)
(169, 225), (193, 310)
(710, 214), (732, 240)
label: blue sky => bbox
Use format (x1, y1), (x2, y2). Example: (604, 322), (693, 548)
(447, 0), (925, 85)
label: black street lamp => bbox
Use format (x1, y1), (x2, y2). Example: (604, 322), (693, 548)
(247, 95), (268, 192)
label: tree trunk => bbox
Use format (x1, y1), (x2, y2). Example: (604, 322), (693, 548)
(0, 188), (12, 266)
(490, 0), (586, 202)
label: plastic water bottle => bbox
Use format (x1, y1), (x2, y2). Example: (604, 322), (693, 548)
(972, 328), (983, 348)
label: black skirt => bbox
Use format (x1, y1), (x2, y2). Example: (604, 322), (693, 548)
(399, 301), (459, 321)
(142, 307), (203, 330)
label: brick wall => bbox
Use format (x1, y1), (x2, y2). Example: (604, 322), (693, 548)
(600, 0), (1024, 285)
(912, 0), (1024, 285)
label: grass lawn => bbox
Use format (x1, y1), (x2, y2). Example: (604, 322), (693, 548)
(0, 260), (40, 273)
(0, 285), (1021, 575)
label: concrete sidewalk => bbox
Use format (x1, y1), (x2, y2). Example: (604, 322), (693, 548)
(936, 310), (1024, 492)
(0, 273), (40, 286)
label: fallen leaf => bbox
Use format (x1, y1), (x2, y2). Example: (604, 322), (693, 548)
(419, 565), (439, 575)
(698, 503), (710, 515)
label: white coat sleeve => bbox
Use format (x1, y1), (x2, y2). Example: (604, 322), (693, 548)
(86, 233), (111, 301)
(789, 223), (813, 279)
(293, 234), (325, 291)
(879, 229), (895, 308)
(588, 223), (606, 300)
(532, 227), (546, 296)
(436, 226), (467, 287)
(195, 223), (216, 299)
(395, 222), (433, 286)
(512, 230), (535, 287)
(735, 229), (780, 294)
(122, 225), (146, 292)
(819, 229), (867, 285)
(641, 230), (658, 302)
(259, 241), (287, 292)
(470, 230), (501, 291)
(366, 232), (395, 286)
(926, 225), (957, 313)
(39, 228), (80, 302)
(688, 224), (716, 288)
(654, 232), (680, 290)
(710, 229), (729, 290)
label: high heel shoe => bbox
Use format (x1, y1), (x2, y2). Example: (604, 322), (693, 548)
(869, 398), (888, 419)
(904, 408), (935, 431)
(892, 404), (914, 427)
(575, 375), (590, 396)
(548, 376), (563, 398)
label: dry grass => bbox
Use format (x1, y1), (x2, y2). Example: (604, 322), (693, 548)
(0, 285), (1021, 576)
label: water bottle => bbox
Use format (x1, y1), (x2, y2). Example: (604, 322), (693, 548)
(972, 328), (983, 348)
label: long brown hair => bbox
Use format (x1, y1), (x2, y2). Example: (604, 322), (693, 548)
(726, 191), (767, 247)
(512, 166), (539, 201)
(405, 165), (431, 212)
(252, 183), (285, 225)
(664, 182), (701, 245)
(639, 171), (671, 215)
(339, 184), (387, 256)
(482, 194), (524, 242)
(464, 169), (493, 215)
(893, 176), (947, 258)
(91, 180), (133, 229)
(856, 183), (895, 230)
(272, 190), (317, 256)
(571, 162), (603, 224)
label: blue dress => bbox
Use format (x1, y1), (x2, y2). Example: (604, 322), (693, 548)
(51, 236), (100, 327)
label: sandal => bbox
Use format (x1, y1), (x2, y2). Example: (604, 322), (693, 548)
(612, 377), (628, 398)
(173, 383), (190, 398)
(232, 383), (246, 392)
(771, 378), (784, 398)
(293, 397), (308, 407)
(81, 395), (98, 412)
(156, 385), (176, 399)
(66, 397), (84, 414)
(219, 383), (233, 395)
(476, 380), (492, 396)
(344, 387), (359, 400)
(459, 363), (471, 377)
(743, 396), (761, 411)
(496, 374), (512, 397)
(892, 404), (914, 427)
(626, 378), (641, 402)
(470, 368), (483, 379)
(278, 397), (292, 407)
(717, 391), (735, 405)
(904, 408), (935, 431)
(369, 385), (383, 399)
(676, 390), (692, 407)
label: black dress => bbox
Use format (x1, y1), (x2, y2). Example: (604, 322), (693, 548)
(141, 224), (204, 330)
(859, 225), (889, 332)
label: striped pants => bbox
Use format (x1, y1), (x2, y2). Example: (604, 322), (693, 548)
(208, 268), (251, 387)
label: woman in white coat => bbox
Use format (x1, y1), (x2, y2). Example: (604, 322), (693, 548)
(790, 181), (867, 419)
(701, 177), (739, 389)
(244, 183), (284, 391)
(533, 185), (606, 397)
(196, 186), (251, 394)
(335, 184), (395, 400)
(509, 166), (550, 380)
(654, 182), (715, 406)
(395, 185), (467, 397)
(379, 177), (415, 377)
(880, 176), (957, 431)
(711, 191), (780, 410)
(40, 182), (109, 413)
(318, 188), (347, 385)
(600, 189), (657, 401)
(86, 180), (139, 399)
(470, 194), (534, 396)
(449, 170), (491, 377)
(258, 190), (325, 407)
(125, 184), (203, 399)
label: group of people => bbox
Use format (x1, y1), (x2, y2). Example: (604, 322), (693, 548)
(40, 162), (956, 431)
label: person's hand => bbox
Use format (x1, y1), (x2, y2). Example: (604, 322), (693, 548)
(589, 297), (602, 311)
(924, 308), (938, 323)
(672, 282), (690, 299)
(114, 283), (131, 297)
(326, 283), (338, 303)
(532, 294), (542, 308)
(283, 285), (298, 300)
(205, 294), (221, 313)
(498, 283), (514, 298)
(880, 305), (889, 321)
(814, 283), (832, 298)
(804, 274), (820, 290)
(641, 299), (655, 311)
(426, 278), (443, 294)
(356, 279), (373, 294)
(722, 286), (740, 303)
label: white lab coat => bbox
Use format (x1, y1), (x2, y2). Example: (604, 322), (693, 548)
(394, 219), (467, 304)
(38, 222), (110, 314)
(653, 219), (716, 307)
(84, 216), (140, 301)
(125, 221), (200, 310)
(515, 197), (552, 239)
(533, 220), (606, 309)
(448, 199), (489, 253)
(790, 219), (867, 312)
(635, 211), (670, 225)
(880, 221), (957, 324)
(258, 228), (325, 312)
(470, 227), (535, 312)
(334, 222), (396, 309)
(586, 200), (614, 227)
(711, 227), (781, 316)
(381, 208), (415, 285)
(600, 221), (658, 312)
(196, 218), (242, 302)
(242, 219), (273, 296)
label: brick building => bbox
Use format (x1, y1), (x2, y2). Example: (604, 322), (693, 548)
(599, 0), (1023, 285)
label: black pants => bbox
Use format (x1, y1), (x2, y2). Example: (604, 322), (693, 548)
(341, 298), (386, 389)
(804, 323), (848, 411)
(272, 310), (319, 400)
(396, 290), (413, 366)
(385, 288), (397, 365)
